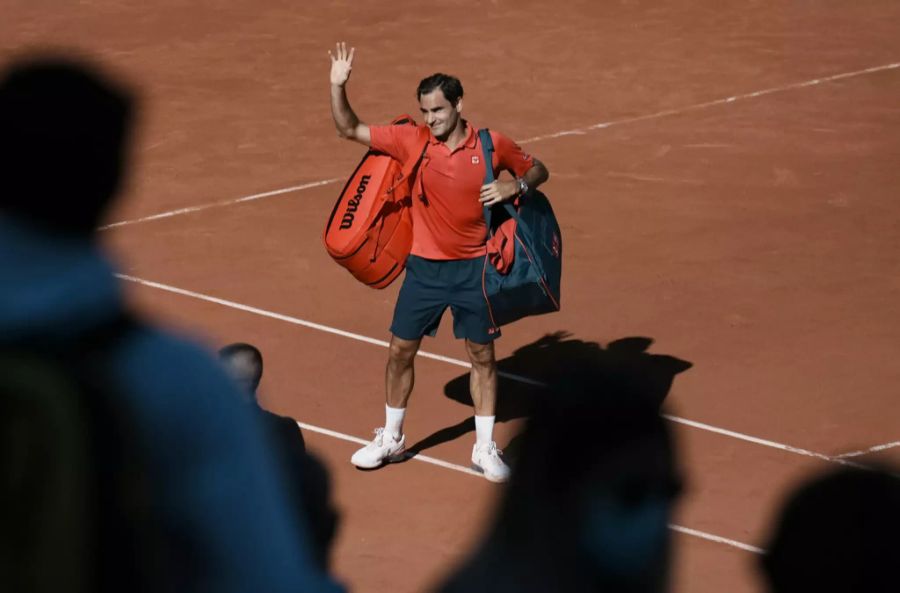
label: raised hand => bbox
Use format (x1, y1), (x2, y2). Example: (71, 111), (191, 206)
(329, 41), (355, 87)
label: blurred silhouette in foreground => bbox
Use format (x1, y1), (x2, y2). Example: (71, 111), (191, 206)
(436, 344), (684, 593)
(0, 56), (342, 593)
(219, 342), (339, 570)
(760, 465), (900, 593)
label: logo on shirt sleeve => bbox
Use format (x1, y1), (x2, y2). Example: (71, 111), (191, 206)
(471, 155), (480, 165)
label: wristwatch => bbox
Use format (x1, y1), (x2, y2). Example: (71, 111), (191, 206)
(515, 177), (529, 196)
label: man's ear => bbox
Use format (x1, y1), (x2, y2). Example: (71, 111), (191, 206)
(455, 98), (464, 114)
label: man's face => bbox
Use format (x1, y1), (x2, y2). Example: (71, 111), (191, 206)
(419, 88), (461, 140)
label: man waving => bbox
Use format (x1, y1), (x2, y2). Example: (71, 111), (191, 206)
(329, 42), (549, 483)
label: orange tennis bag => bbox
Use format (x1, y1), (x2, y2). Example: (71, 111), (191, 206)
(323, 115), (428, 288)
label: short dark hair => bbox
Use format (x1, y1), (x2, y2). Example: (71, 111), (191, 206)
(416, 73), (463, 105)
(0, 56), (135, 235)
(218, 342), (264, 396)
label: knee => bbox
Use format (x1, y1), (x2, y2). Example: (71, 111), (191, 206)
(466, 342), (495, 369)
(388, 341), (417, 368)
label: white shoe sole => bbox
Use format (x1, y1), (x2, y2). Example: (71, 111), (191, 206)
(470, 462), (509, 483)
(352, 448), (407, 469)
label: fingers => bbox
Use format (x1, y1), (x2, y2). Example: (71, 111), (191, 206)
(479, 183), (496, 205)
(479, 180), (516, 206)
(331, 42), (355, 62)
(330, 44), (354, 72)
(480, 182), (499, 195)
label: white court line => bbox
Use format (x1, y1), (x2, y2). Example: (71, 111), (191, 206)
(100, 61), (900, 231)
(835, 440), (900, 459)
(668, 525), (764, 554)
(517, 61), (900, 144)
(662, 415), (865, 470)
(116, 274), (543, 387)
(117, 273), (858, 468)
(297, 421), (763, 553)
(99, 178), (341, 230)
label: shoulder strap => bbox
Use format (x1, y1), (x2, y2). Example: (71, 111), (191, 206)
(387, 129), (429, 196)
(479, 128), (495, 184)
(479, 129), (527, 238)
(479, 129), (496, 236)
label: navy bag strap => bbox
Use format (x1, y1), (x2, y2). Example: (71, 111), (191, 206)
(479, 128), (496, 236)
(478, 129), (533, 240)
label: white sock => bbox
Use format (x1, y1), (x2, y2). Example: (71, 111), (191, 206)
(474, 415), (496, 447)
(385, 404), (406, 440)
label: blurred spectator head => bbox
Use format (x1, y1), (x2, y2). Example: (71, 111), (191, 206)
(516, 366), (681, 591)
(761, 465), (900, 593)
(440, 359), (682, 593)
(0, 55), (135, 236)
(218, 343), (263, 400)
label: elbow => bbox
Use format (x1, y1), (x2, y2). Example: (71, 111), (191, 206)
(336, 127), (353, 140)
(536, 160), (550, 184)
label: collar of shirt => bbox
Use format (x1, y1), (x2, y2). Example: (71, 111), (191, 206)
(427, 121), (478, 154)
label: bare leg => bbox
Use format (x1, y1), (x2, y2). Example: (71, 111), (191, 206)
(465, 339), (510, 481)
(465, 339), (497, 416)
(386, 335), (421, 409)
(350, 334), (420, 467)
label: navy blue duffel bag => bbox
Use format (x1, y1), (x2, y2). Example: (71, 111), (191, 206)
(479, 129), (562, 327)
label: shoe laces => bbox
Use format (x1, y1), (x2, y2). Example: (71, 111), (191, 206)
(480, 441), (503, 458)
(371, 427), (400, 447)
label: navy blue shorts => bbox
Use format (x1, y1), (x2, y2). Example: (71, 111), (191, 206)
(390, 255), (500, 343)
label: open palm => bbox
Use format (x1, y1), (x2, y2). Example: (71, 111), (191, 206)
(329, 41), (355, 86)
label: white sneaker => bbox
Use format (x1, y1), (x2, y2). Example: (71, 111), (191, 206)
(351, 428), (406, 469)
(471, 441), (510, 483)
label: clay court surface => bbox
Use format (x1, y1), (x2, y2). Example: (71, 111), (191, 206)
(4, 1), (900, 591)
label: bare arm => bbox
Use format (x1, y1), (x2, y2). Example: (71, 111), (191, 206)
(523, 157), (550, 190)
(329, 42), (371, 146)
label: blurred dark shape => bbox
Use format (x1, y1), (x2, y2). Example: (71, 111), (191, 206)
(0, 315), (155, 593)
(407, 331), (691, 462)
(435, 344), (684, 593)
(0, 56), (133, 235)
(760, 465), (900, 593)
(219, 342), (339, 570)
(0, 56), (342, 593)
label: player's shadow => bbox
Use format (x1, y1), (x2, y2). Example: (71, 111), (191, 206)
(403, 331), (692, 462)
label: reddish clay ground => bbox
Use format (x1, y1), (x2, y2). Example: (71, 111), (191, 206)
(4, 2), (900, 592)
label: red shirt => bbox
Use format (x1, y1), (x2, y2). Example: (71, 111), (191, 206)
(370, 121), (534, 260)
